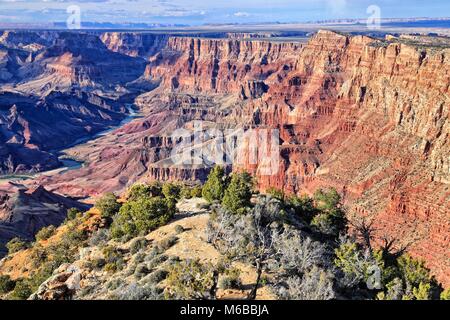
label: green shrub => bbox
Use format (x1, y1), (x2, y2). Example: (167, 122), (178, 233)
(127, 182), (163, 201)
(146, 254), (168, 269)
(180, 185), (193, 199)
(219, 268), (241, 290)
(288, 195), (316, 222)
(95, 193), (121, 218)
(441, 288), (450, 300)
(9, 279), (32, 300)
(397, 255), (432, 288)
(334, 242), (367, 278)
(111, 197), (175, 239)
(102, 246), (124, 273)
(0, 275), (16, 294)
(63, 225), (88, 245)
(130, 237), (149, 254)
(202, 166), (228, 203)
(133, 252), (146, 264)
(181, 185), (203, 199)
(35, 225), (56, 242)
(311, 189), (346, 236)
(26, 263), (55, 292)
(314, 188), (341, 212)
(134, 264), (150, 279)
(106, 279), (124, 291)
(162, 183), (181, 201)
(6, 238), (30, 255)
(413, 282), (432, 300)
(190, 186), (203, 198)
(146, 269), (168, 284)
(165, 259), (215, 299)
(45, 224), (87, 268)
(29, 245), (49, 268)
(222, 172), (253, 215)
(220, 276), (241, 290)
(156, 236), (178, 253)
(266, 187), (286, 201)
(66, 208), (82, 221)
(90, 258), (106, 270)
(377, 278), (404, 300)
(174, 225), (184, 234)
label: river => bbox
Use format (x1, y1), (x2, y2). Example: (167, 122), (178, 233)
(0, 104), (142, 184)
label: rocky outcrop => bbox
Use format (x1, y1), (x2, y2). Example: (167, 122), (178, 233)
(29, 263), (80, 300)
(1, 31), (148, 95)
(21, 32), (147, 93)
(0, 184), (90, 256)
(0, 30), (56, 52)
(100, 32), (169, 58)
(145, 36), (302, 94)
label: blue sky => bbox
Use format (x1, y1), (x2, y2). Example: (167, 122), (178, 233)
(0, 0), (449, 25)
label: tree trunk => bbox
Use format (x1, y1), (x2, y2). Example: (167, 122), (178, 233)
(209, 270), (219, 300)
(248, 259), (263, 300)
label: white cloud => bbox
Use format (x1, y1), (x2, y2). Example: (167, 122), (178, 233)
(234, 11), (250, 17)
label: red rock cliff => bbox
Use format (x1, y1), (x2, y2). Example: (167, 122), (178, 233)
(141, 31), (450, 286)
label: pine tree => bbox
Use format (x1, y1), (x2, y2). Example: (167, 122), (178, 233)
(202, 166), (227, 203)
(222, 172), (253, 214)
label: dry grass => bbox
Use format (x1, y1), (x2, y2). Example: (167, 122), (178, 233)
(149, 198), (276, 300)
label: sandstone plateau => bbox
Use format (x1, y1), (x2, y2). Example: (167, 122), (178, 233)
(0, 30), (448, 286)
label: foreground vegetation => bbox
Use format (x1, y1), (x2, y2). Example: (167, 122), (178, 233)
(0, 167), (447, 300)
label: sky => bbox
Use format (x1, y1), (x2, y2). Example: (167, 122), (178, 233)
(0, 0), (449, 25)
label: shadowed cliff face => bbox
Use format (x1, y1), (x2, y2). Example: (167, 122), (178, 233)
(100, 32), (170, 59)
(0, 184), (90, 256)
(0, 90), (130, 174)
(0, 30), (448, 286)
(0, 31), (149, 174)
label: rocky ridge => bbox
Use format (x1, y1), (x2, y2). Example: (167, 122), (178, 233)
(0, 183), (90, 255)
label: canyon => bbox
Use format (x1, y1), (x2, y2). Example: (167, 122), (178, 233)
(0, 29), (448, 287)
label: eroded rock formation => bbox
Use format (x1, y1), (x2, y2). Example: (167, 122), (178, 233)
(0, 183), (90, 255)
(0, 30), (149, 174)
(0, 30), (448, 285)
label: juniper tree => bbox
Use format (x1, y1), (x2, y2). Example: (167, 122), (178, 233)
(127, 182), (163, 201)
(222, 172), (253, 214)
(207, 196), (285, 299)
(95, 193), (121, 218)
(111, 197), (174, 239)
(202, 166), (228, 203)
(311, 188), (347, 237)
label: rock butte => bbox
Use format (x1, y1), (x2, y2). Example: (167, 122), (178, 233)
(0, 30), (449, 286)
